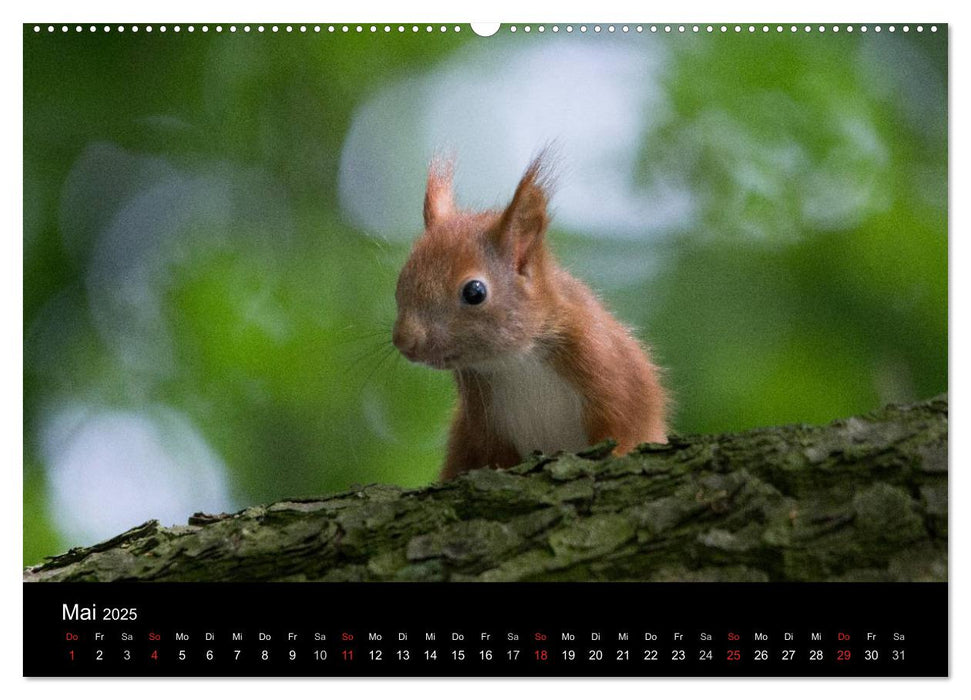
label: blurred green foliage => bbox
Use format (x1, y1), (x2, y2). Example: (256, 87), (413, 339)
(23, 26), (946, 565)
(638, 32), (947, 432)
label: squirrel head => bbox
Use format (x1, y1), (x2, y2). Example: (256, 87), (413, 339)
(393, 153), (556, 370)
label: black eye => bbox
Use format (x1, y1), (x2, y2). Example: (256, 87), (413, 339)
(461, 279), (488, 305)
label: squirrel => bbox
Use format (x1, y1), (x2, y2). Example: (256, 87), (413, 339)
(392, 152), (668, 481)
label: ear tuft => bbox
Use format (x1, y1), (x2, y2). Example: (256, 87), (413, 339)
(424, 156), (455, 228)
(494, 148), (557, 273)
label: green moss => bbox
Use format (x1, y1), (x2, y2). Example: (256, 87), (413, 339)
(852, 483), (925, 544)
(630, 497), (701, 536)
(407, 519), (521, 567)
(548, 515), (635, 559)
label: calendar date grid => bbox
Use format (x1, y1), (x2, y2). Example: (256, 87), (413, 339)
(58, 624), (910, 671)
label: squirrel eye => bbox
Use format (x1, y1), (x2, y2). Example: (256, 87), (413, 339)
(461, 279), (488, 305)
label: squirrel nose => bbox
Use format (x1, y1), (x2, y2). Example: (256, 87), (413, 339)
(393, 318), (426, 359)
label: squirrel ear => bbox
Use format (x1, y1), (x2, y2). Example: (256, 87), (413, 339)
(423, 157), (455, 228)
(493, 154), (552, 274)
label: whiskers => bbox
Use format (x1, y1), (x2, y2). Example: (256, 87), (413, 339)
(330, 318), (452, 453)
(331, 323), (393, 348)
(335, 320), (404, 398)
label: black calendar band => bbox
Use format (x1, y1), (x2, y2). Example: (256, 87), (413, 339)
(24, 581), (947, 677)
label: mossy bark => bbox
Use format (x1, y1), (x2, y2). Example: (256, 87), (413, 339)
(24, 396), (947, 583)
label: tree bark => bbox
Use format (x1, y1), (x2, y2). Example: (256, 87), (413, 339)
(24, 396), (947, 583)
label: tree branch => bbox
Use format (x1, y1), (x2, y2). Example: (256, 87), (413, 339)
(25, 395), (947, 583)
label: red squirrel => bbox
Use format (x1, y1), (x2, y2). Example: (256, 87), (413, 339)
(392, 152), (668, 481)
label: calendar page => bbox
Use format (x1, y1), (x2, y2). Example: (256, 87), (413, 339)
(22, 21), (947, 677)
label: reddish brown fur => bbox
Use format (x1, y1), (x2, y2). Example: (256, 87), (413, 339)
(393, 153), (668, 481)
